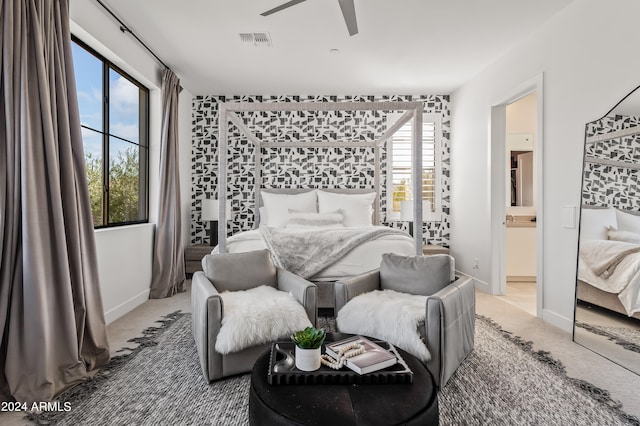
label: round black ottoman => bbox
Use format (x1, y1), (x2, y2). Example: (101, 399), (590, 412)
(248, 336), (439, 426)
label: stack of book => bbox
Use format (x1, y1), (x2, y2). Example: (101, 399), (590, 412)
(324, 335), (397, 375)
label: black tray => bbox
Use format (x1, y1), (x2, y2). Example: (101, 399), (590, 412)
(267, 340), (413, 385)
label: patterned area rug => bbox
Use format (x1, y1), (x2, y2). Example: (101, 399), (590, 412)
(576, 322), (640, 354)
(30, 313), (639, 425)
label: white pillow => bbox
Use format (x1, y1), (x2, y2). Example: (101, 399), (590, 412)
(258, 206), (267, 227)
(580, 207), (617, 240)
(215, 285), (312, 354)
(261, 190), (317, 228)
(608, 229), (640, 245)
(286, 210), (344, 228)
(615, 209), (640, 233)
(317, 191), (376, 227)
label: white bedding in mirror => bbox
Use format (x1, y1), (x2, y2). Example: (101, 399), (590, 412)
(579, 239), (640, 316)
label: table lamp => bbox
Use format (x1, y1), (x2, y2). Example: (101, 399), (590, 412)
(201, 199), (231, 246)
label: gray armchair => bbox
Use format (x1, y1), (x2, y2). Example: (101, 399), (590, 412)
(191, 249), (317, 382)
(334, 253), (475, 388)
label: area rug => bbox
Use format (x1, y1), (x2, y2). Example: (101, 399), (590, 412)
(29, 313), (639, 425)
(576, 322), (640, 354)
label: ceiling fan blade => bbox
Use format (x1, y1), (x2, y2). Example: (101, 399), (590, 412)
(337, 0), (358, 36)
(261, 0), (307, 16)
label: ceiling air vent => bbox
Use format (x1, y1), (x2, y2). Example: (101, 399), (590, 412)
(239, 32), (272, 48)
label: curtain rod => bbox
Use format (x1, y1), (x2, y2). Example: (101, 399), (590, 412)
(94, 0), (170, 71)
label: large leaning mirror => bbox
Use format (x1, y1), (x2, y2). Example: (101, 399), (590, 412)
(574, 85), (640, 375)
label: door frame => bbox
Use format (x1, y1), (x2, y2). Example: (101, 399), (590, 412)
(489, 74), (544, 318)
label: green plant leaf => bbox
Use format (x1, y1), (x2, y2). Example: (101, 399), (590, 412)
(291, 326), (326, 349)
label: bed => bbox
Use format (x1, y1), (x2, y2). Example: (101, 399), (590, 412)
(211, 101), (428, 309)
(222, 188), (415, 308)
(577, 206), (640, 319)
(215, 100), (427, 256)
(225, 228), (414, 281)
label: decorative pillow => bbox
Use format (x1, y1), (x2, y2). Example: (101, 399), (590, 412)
(336, 289), (430, 362)
(380, 252), (454, 296)
(580, 207), (617, 240)
(261, 190), (317, 228)
(317, 190), (376, 227)
(286, 210), (344, 228)
(202, 249), (276, 292)
(215, 285), (312, 354)
(615, 209), (640, 234)
(258, 206), (267, 227)
(608, 229), (640, 245)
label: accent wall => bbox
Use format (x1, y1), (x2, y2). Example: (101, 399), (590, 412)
(191, 95), (451, 246)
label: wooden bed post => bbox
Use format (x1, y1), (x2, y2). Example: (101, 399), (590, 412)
(218, 103), (228, 253)
(217, 100), (425, 254)
(413, 104), (424, 255)
(227, 111), (264, 229)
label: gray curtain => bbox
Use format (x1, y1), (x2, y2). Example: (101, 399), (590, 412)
(150, 69), (186, 298)
(0, 0), (110, 403)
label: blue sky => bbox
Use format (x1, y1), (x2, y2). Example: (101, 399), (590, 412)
(71, 41), (140, 162)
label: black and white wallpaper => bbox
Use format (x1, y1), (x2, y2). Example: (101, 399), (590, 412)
(191, 95), (451, 246)
(583, 115), (640, 210)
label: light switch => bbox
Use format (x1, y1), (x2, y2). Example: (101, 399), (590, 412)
(561, 206), (576, 228)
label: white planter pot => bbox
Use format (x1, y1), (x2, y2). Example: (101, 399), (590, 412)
(295, 346), (321, 371)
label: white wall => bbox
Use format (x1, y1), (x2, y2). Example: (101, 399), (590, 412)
(70, 1), (193, 323)
(95, 225), (153, 323)
(451, 0), (640, 331)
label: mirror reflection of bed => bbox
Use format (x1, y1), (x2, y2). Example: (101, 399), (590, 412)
(574, 85), (640, 375)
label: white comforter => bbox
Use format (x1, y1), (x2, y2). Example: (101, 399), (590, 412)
(579, 239), (640, 316)
(224, 226), (415, 281)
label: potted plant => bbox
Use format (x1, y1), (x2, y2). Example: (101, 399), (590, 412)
(291, 326), (326, 371)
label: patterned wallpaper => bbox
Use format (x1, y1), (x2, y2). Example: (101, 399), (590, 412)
(191, 95), (451, 246)
(582, 115), (640, 210)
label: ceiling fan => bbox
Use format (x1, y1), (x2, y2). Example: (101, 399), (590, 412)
(261, 0), (358, 36)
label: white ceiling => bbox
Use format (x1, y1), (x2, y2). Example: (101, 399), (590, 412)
(100, 0), (574, 95)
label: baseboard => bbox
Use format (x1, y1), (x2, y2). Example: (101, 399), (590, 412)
(456, 270), (490, 293)
(542, 308), (573, 333)
(104, 289), (150, 324)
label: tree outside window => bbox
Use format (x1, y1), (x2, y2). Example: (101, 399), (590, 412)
(71, 38), (149, 227)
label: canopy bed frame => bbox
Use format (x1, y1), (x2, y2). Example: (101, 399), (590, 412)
(216, 100), (426, 255)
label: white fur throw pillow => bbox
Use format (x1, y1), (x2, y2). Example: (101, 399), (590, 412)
(336, 289), (430, 362)
(215, 285), (311, 354)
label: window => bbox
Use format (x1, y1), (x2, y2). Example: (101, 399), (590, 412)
(71, 37), (149, 227)
(388, 114), (441, 220)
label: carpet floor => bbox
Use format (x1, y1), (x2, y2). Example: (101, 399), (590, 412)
(31, 313), (640, 425)
(576, 322), (640, 354)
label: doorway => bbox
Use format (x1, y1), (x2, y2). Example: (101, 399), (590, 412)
(489, 74), (544, 318)
(504, 93), (537, 316)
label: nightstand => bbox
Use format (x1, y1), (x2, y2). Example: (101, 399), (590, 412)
(422, 244), (450, 255)
(185, 244), (213, 276)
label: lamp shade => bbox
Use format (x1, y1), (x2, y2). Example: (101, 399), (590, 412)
(400, 200), (414, 221)
(201, 199), (231, 221)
